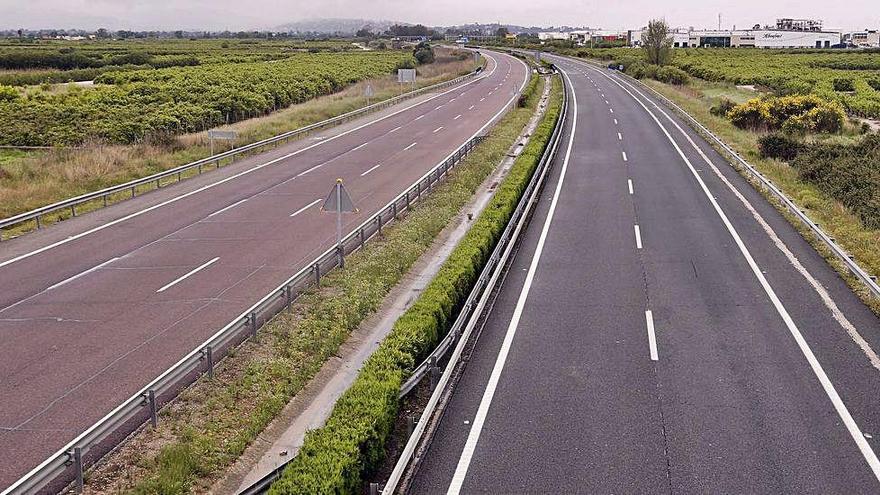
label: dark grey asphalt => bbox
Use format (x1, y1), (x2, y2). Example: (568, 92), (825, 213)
(409, 56), (880, 494)
(0, 51), (529, 489)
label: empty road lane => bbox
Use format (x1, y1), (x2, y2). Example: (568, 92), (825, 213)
(0, 50), (529, 489)
(409, 55), (880, 493)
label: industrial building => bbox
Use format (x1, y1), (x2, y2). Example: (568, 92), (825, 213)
(626, 19), (842, 49)
(845, 30), (880, 47)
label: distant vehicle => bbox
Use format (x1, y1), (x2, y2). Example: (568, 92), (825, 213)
(456, 37), (469, 44)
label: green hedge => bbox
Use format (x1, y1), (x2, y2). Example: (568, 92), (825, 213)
(518, 70), (539, 107)
(269, 76), (563, 495)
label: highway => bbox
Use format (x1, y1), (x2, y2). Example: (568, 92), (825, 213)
(0, 50), (529, 489)
(408, 55), (880, 493)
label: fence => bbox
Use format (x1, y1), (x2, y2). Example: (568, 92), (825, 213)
(0, 69), (483, 241)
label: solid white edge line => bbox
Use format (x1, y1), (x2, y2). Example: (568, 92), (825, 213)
(155, 256), (219, 293)
(646, 310), (658, 361)
(628, 178), (634, 195)
(582, 60), (880, 482)
(447, 68), (578, 495)
(0, 61), (500, 271)
(47, 257), (120, 291)
(289, 198), (322, 217)
(634, 224), (642, 249)
(207, 198), (248, 218)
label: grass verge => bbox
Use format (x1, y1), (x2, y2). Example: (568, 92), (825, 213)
(640, 77), (880, 313)
(268, 76), (563, 494)
(80, 73), (544, 494)
(0, 51), (475, 236)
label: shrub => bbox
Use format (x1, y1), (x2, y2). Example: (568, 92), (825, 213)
(757, 132), (804, 161)
(728, 95), (844, 133)
(710, 98), (736, 117)
(833, 77), (856, 92)
(654, 66), (689, 85)
(0, 84), (18, 102)
(728, 99), (771, 130)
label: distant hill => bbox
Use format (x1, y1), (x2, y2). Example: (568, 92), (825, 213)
(275, 18), (401, 35)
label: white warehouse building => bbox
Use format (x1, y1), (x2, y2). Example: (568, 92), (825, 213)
(627, 18), (842, 49)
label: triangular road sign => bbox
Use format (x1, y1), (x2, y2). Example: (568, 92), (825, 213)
(322, 179), (358, 213)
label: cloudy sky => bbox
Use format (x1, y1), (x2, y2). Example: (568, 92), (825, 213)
(1, 0), (878, 31)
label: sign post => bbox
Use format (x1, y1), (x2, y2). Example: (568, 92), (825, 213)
(322, 178), (358, 268)
(207, 129), (237, 156)
(364, 83), (374, 106)
(397, 68), (416, 95)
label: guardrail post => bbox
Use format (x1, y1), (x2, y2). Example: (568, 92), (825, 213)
(131, 186), (136, 198)
(204, 345), (214, 378)
(392, 202), (398, 220)
(377, 213), (383, 236)
(71, 205), (76, 218)
(337, 245), (345, 269)
(249, 312), (257, 338)
(69, 446), (84, 493)
(416, 182), (421, 201)
(103, 195), (108, 207)
(314, 262), (321, 286)
(405, 192), (410, 211)
(147, 389), (158, 428)
(285, 285), (292, 312)
(407, 414), (418, 437)
(369, 483), (380, 495)
(359, 228), (365, 250)
(429, 356), (439, 389)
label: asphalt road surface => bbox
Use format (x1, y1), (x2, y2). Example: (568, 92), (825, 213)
(409, 55), (880, 494)
(0, 50), (529, 489)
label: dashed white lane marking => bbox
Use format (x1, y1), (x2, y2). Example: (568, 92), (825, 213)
(47, 257), (120, 291)
(586, 62), (880, 480)
(350, 142), (368, 152)
(433, 126), (444, 133)
(454, 114), (462, 120)
(480, 98), (485, 102)
(614, 118), (618, 125)
(622, 151), (628, 162)
(469, 105), (475, 110)
(404, 142), (418, 151)
(618, 132), (623, 141)
(360, 164), (383, 177)
(156, 257), (219, 293)
(628, 178), (634, 195)
(207, 198), (248, 218)
(389, 125), (402, 133)
(289, 198), (322, 217)
(634, 224), (642, 249)
(605, 100), (610, 105)
(446, 69), (580, 495)
(609, 108), (614, 114)
(414, 114), (425, 121)
(646, 310), (658, 360)
(450, 98), (456, 102)
(435, 105), (443, 110)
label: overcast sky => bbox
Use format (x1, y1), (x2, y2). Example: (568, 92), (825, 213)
(1, 0), (878, 32)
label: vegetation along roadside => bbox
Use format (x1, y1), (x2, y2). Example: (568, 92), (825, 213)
(76, 69), (552, 494)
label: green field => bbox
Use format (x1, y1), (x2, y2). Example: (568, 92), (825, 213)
(575, 47), (880, 118)
(0, 39), (415, 146)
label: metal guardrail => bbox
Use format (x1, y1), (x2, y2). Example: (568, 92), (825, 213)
(382, 71), (568, 495)
(592, 63), (880, 300)
(0, 69), (483, 241)
(1, 131), (486, 495)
